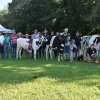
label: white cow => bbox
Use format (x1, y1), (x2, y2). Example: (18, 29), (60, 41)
(89, 35), (98, 47)
(16, 36), (47, 60)
(81, 36), (91, 58)
(49, 36), (64, 62)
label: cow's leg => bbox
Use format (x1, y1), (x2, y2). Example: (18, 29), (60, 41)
(61, 54), (63, 60)
(58, 53), (60, 62)
(16, 47), (19, 59)
(19, 48), (22, 59)
(34, 49), (37, 60)
(49, 47), (53, 59)
(84, 48), (86, 58)
(46, 45), (49, 59)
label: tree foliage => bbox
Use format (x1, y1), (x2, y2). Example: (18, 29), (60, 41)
(2, 0), (100, 35)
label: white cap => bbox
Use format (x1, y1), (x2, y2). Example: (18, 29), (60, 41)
(44, 30), (48, 32)
(0, 30), (2, 32)
(64, 28), (68, 31)
(26, 34), (28, 36)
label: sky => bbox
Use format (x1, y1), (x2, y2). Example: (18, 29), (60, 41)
(0, 0), (12, 10)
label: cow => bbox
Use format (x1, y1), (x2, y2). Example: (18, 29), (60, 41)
(81, 36), (91, 58)
(16, 35), (47, 60)
(49, 35), (64, 61)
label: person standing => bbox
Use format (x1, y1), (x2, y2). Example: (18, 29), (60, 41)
(69, 39), (77, 62)
(31, 29), (39, 39)
(50, 31), (54, 38)
(42, 30), (50, 58)
(50, 31), (57, 57)
(61, 28), (70, 60)
(10, 32), (18, 58)
(4, 32), (10, 58)
(25, 34), (30, 58)
(77, 48), (84, 61)
(73, 31), (81, 58)
(0, 30), (4, 59)
(31, 29), (40, 58)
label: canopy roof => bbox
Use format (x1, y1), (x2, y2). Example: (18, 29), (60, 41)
(0, 25), (15, 33)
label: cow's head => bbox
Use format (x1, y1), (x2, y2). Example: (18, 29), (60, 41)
(39, 35), (48, 43)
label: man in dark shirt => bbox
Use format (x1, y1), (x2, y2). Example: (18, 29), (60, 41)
(86, 44), (97, 62)
(73, 31), (81, 58)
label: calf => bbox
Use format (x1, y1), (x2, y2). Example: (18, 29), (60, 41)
(49, 35), (64, 61)
(16, 36), (47, 60)
(81, 36), (91, 58)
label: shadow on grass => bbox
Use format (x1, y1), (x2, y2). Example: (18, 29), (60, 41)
(0, 58), (100, 87)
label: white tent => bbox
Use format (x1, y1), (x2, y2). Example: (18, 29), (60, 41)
(0, 25), (15, 33)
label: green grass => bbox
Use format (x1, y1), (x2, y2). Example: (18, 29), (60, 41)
(0, 57), (100, 100)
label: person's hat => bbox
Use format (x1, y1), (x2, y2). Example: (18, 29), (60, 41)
(44, 30), (48, 32)
(0, 30), (2, 32)
(26, 34), (28, 36)
(64, 28), (68, 31)
(18, 32), (22, 34)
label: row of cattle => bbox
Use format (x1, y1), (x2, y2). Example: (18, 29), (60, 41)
(16, 34), (99, 61)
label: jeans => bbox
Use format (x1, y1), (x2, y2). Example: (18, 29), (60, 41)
(4, 44), (9, 58)
(11, 44), (17, 58)
(63, 46), (70, 53)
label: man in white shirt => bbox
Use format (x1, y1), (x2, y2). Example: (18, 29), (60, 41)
(0, 30), (4, 59)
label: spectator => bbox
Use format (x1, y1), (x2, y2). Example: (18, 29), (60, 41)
(10, 32), (18, 58)
(42, 30), (51, 57)
(77, 48), (83, 61)
(98, 49), (100, 63)
(31, 29), (39, 39)
(25, 34), (30, 58)
(53, 32), (60, 57)
(4, 31), (10, 58)
(17, 32), (23, 38)
(0, 30), (4, 59)
(50, 31), (54, 38)
(86, 44), (97, 62)
(25, 34), (29, 39)
(73, 31), (81, 58)
(69, 39), (76, 62)
(31, 29), (40, 58)
(62, 28), (70, 60)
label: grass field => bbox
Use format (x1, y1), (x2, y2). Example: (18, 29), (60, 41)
(0, 57), (100, 100)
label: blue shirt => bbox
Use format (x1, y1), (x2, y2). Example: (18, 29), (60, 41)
(31, 34), (39, 39)
(44, 34), (50, 40)
(4, 35), (10, 44)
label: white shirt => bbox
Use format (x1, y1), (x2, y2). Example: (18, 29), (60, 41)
(0, 35), (4, 44)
